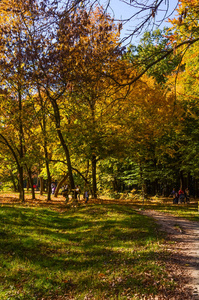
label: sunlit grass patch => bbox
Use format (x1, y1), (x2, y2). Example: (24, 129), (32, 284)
(133, 198), (199, 221)
(0, 203), (180, 299)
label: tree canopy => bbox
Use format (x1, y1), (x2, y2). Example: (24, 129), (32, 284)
(0, 0), (199, 200)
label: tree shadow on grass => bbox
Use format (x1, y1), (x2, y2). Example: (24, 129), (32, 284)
(0, 204), (192, 299)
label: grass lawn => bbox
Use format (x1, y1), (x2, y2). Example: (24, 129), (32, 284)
(0, 194), (198, 299)
(132, 197), (199, 222)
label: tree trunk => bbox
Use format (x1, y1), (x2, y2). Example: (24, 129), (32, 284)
(58, 130), (75, 189)
(54, 174), (69, 197)
(40, 177), (44, 195)
(27, 168), (35, 200)
(51, 99), (75, 190)
(139, 163), (145, 204)
(27, 179), (30, 191)
(85, 160), (90, 182)
(0, 134), (24, 199)
(180, 170), (185, 190)
(44, 146), (51, 201)
(18, 83), (25, 202)
(10, 170), (17, 192)
(42, 102), (52, 201)
(19, 166), (24, 202)
(92, 155), (97, 198)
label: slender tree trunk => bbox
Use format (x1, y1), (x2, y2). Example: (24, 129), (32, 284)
(85, 160), (89, 182)
(90, 99), (97, 198)
(180, 170), (185, 190)
(35, 81), (52, 200)
(43, 104), (52, 201)
(0, 134), (23, 198)
(92, 154), (97, 198)
(139, 163), (145, 204)
(40, 177), (44, 195)
(17, 179), (20, 192)
(18, 87), (25, 202)
(19, 166), (24, 202)
(186, 173), (190, 190)
(57, 130), (75, 190)
(44, 145), (51, 201)
(27, 168), (35, 200)
(27, 179), (30, 191)
(51, 98), (75, 190)
(10, 170), (17, 192)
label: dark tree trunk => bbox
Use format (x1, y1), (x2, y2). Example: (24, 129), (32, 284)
(18, 83), (25, 202)
(57, 129), (75, 190)
(50, 98), (75, 190)
(19, 166), (24, 202)
(10, 170), (17, 192)
(85, 160), (89, 183)
(27, 168), (35, 200)
(44, 146), (51, 201)
(40, 177), (44, 195)
(92, 155), (97, 198)
(27, 179), (30, 191)
(180, 170), (185, 190)
(54, 174), (68, 197)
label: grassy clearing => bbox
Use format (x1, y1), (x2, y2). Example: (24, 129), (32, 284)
(132, 198), (199, 222)
(0, 201), (179, 300)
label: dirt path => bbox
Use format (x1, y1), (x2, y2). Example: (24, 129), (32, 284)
(138, 209), (199, 299)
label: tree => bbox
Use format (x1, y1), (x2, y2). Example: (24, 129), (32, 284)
(166, 40), (199, 192)
(32, 89), (55, 201)
(69, 0), (179, 40)
(125, 28), (182, 84)
(0, 0), (45, 201)
(57, 6), (125, 197)
(103, 73), (181, 195)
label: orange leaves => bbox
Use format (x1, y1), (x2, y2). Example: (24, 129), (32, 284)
(58, 5), (121, 70)
(115, 71), (179, 156)
(168, 0), (199, 46)
(180, 0), (199, 9)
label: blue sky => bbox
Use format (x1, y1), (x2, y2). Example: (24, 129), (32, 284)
(100, 0), (179, 45)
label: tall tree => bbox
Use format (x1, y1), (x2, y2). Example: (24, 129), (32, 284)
(57, 6), (125, 197)
(125, 28), (182, 84)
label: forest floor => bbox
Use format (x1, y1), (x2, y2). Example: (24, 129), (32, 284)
(0, 192), (199, 299)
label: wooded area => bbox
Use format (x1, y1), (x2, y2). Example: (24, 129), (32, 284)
(0, 0), (199, 202)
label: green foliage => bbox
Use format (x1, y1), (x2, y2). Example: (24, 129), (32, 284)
(0, 1), (199, 198)
(125, 28), (182, 84)
(170, 41), (199, 180)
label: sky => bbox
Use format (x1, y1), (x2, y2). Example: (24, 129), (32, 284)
(99, 0), (179, 46)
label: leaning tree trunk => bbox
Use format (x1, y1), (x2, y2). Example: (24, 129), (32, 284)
(54, 174), (69, 197)
(51, 98), (75, 190)
(58, 131), (74, 190)
(0, 132), (24, 201)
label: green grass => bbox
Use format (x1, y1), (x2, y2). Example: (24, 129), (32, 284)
(0, 203), (183, 299)
(133, 198), (199, 221)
